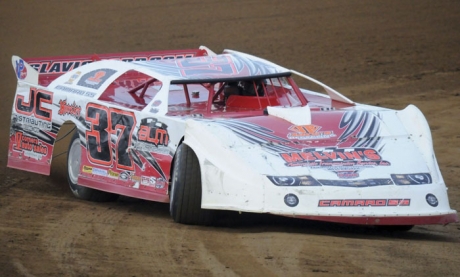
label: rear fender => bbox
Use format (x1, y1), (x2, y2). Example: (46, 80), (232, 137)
(7, 79), (79, 175)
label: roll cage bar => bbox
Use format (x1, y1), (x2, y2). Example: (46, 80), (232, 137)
(127, 77), (158, 105)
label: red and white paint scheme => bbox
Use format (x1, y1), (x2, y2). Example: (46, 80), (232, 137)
(8, 46), (457, 228)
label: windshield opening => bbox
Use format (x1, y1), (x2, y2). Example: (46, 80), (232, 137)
(166, 76), (307, 116)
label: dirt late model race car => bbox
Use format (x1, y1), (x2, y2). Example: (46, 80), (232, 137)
(8, 46), (458, 229)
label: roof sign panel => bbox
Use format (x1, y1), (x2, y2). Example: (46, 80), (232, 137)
(132, 54), (289, 81)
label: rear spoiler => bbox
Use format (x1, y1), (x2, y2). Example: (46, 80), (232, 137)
(16, 47), (211, 86)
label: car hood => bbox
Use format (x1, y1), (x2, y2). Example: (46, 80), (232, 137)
(184, 104), (441, 185)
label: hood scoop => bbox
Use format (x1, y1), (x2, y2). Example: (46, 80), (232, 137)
(267, 105), (311, 125)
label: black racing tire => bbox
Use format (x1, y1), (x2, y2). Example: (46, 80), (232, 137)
(67, 131), (118, 202)
(170, 143), (214, 225)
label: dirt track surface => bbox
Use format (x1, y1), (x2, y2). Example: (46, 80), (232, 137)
(1, 1), (460, 276)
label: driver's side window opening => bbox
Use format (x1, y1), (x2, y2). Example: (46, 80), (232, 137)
(167, 83), (210, 115)
(99, 70), (162, 111)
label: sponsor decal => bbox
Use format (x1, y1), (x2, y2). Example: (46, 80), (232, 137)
(15, 59), (27, 79)
(29, 60), (92, 74)
(28, 55), (196, 75)
(92, 167), (107, 177)
(284, 194), (299, 207)
(131, 175), (141, 182)
(119, 171), (131, 181)
(141, 176), (159, 187)
(336, 171), (359, 178)
(15, 87), (53, 122)
(318, 199), (410, 207)
(55, 85), (96, 97)
(82, 165), (93, 174)
(12, 114), (52, 132)
(137, 118), (169, 147)
(108, 169), (119, 179)
(77, 69), (116, 89)
(140, 176), (165, 189)
(132, 141), (170, 155)
(141, 176), (150, 185)
(280, 147), (390, 178)
(155, 178), (166, 189)
(130, 54), (194, 61)
(58, 99), (81, 118)
(287, 125), (336, 140)
(13, 131), (48, 159)
(65, 71), (82, 84)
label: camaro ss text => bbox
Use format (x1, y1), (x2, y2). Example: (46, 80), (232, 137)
(318, 199), (411, 207)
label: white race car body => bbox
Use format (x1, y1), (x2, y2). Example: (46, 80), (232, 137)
(8, 46), (457, 226)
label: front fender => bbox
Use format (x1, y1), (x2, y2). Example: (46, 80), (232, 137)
(396, 104), (443, 184)
(182, 119), (265, 212)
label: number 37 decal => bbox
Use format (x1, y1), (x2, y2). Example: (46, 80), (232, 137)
(85, 103), (136, 170)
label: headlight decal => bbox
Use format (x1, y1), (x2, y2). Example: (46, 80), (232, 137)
(268, 173), (432, 188)
(267, 175), (321, 186)
(391, 173), (432, 185)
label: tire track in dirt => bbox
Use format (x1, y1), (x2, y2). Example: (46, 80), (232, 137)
(0, 173), (69, 276)
(40, 201), (127, 276)
(11, 258), (36, 277)
(193, 229), (279, 277)
(135, 216), (271, 276)
(238, 232), (305, 276)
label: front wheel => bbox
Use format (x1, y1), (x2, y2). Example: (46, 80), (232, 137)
(170, 143), (214, 225)
(67, 131), (118, 202)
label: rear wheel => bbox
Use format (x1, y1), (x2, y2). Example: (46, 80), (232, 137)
(170, 143), (214, 225)
(67, 131), (118, 202)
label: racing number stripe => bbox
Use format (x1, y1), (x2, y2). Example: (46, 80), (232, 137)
(109, 108), (136, 170)
(177, 55), (237, 77)
(85, 103), (136, 170)
(86, 104), (111, 165)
